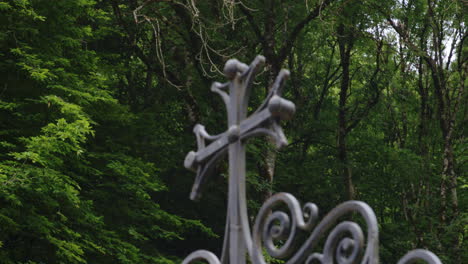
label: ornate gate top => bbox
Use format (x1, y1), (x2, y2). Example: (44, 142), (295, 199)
(182, 56), (443, 264)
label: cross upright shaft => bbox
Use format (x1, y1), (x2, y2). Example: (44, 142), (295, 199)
(226, 61), (248, 264)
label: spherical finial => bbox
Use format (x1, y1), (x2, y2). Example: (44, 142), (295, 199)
(184, 151), (197, 171)
(255, 55), (266, 64)
(223, 59), (240, 79)
(223, 59), (248, 79)
(268, 95), (296, 120)
(281, 69), (291, 79)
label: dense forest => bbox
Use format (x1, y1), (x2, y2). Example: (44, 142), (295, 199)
(0, 0), (466, 263)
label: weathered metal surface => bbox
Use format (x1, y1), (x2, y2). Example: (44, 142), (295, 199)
(182, 56), (442, 264)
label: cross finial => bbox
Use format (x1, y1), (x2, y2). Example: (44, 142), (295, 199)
(183, 55), (295, 264)
(184, 55), (294, 201)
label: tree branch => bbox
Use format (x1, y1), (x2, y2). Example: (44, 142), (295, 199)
(277, 0), (334, 63)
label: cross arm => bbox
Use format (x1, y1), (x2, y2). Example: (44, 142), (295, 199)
(184, 95), (295, 172)
(184, 95), (295, 200)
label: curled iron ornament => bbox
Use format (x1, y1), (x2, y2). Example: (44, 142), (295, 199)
(181, 56), (443, 264)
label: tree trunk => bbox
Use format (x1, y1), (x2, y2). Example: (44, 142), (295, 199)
(417, 47), (432, 214)
(337, 23), (355, 201)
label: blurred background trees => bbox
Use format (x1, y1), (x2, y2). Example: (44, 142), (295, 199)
(0, 0), (465, 263)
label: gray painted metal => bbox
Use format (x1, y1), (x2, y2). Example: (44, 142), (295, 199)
(182, 56), (442, 264)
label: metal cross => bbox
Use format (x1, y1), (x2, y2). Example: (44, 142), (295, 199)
(182, 55), (443, 264)
(183, 55), (295, 264)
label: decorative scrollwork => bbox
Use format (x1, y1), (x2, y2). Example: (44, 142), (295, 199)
(305, 221), (364, 264)
(181, 250), (220, 264)
(251, 193), (379, 264)
(181, 192), (443, 264)
(250, 192), (443, 264)
(252, 193), (318, 262)
(397, 249), (442, 264)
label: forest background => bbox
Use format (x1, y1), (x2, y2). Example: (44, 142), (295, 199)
(0, 0), (466, 263)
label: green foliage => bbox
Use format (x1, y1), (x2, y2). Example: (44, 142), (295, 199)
(0, 0), (465, 263)
(0, 0), (214, 263)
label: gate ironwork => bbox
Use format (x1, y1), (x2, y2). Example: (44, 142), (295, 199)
(181, 55), (442, 264)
